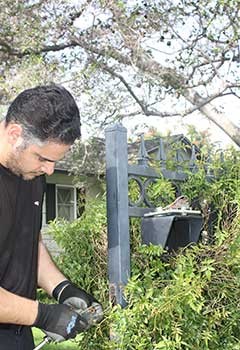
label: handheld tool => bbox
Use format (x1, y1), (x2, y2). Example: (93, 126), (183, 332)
(33, 335), (51, 350)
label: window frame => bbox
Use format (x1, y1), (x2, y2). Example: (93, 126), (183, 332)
(55, 184), (77, 221)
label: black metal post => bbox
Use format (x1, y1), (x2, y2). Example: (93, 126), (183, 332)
(105, 124), (130, 307)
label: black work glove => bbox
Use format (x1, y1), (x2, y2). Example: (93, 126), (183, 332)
(33, 302), (89, 342)
(52, 280), (103, 326)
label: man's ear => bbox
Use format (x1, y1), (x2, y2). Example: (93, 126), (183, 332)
(7, 123), (23, 147)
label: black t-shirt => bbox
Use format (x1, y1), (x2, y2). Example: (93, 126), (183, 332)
(0, 164), (45, 300)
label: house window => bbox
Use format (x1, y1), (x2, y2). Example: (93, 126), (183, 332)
(56, 185), (77, 222)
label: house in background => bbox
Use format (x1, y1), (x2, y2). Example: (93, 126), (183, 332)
(42, 141), (105, 227)
(43, 168), (78, 225)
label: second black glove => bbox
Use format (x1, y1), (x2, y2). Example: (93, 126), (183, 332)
(33, 302), (89, 342)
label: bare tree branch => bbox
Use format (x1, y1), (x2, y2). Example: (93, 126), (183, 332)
(100, 63), (147, 112)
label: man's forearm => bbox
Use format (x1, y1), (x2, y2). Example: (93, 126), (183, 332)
(0, 287), (38, 325)
(38, 235), (67, 296)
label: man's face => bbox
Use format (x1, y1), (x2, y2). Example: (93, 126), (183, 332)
(6, 141), (71, 180)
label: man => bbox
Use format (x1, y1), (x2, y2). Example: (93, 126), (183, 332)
(0, 85), (103, 349)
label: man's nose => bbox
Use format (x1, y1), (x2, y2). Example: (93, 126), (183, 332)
(41, 162), (55, 176)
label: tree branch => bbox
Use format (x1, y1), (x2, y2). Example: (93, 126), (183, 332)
(99, 63), (148, 113)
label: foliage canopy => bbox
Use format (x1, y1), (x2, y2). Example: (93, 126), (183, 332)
(0, 0), (240, 144)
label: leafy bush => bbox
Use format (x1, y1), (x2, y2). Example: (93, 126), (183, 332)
(45, 146), (240, 349)
(109, 222), (240, 349)
(181, 146), (240, 243)
(47, 198), (110, 349)
(48, 198), (108, 303)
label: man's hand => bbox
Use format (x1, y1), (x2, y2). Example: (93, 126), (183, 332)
(33, 302), (89, 342)
(52, 280), (104, 326)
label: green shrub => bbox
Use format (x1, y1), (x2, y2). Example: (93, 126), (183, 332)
(109, 222), (240, 349)
(47, 197), (110, 349)
(48, 197), (108, 303)
(44, 146), (240, 349)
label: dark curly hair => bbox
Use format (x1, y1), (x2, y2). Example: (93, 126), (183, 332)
(5, 84), (81, 144)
